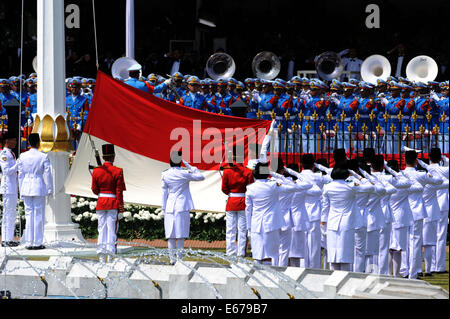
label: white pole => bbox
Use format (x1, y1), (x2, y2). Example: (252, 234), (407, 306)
(37, 0), (85, 244)
(125, 0), (135, 58)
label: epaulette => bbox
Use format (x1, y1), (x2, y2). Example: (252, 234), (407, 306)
(276, 182), (282, 186)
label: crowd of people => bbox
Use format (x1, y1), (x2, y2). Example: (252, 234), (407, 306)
(158, 124), (449, 278)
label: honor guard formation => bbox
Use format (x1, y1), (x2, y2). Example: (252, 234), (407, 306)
(0, 50), (449, 278)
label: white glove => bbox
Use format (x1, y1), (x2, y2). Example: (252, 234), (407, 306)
(27, 119), (33, 125)
(348, 169), (361, 179)
(402, 145), (421, 153)
(314, 163), (331, 175)
(384, 160), (400, 178)
(164, 79), (171, 85)
(417, 158), (430, 170)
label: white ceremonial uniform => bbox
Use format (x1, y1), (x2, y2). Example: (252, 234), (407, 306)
(374, 172), (411, 275)
(269, 173), (295, 267)
(347, 175), (371, 273)
(245, 178), (312, 265)
(298, 169), (331, 269)
(429, 163), (449, 273)
(402, 167), (443, 278)
(322, 179), (374, 270)
(161, 166), (205, 239)
(289, 179), (319, 264)
(421, 164), (448, 273)
(0, 147), (19, 243)
(17, 148), (53, 247)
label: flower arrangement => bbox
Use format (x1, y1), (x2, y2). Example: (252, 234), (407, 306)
(69, 196), (226, 241)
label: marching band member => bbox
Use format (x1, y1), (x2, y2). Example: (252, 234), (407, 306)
(179, 76), (208, 111)
(161, 151), (205, 264)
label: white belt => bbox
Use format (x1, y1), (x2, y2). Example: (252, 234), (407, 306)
(229, 193), (245, 197)
(98, 193), (116, 198)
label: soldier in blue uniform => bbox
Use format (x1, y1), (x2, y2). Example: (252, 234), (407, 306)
(208, 79), (233, 115)
(332, 82), (359, 151)
(376, 79), (390, 99)
(257, 80), (276, 121)
(228, 78), (238, 99)
(384, 81), (406, 155)
(0, 80), (10, 138)
(66, 79), (90, 150)
(301, 80), (330, 154)
(437, 82), (449, 152)
(20, 78), (38, 150)
(0, 79), (14, 106)
(179, 76), (208, 111)
(10, 76), (28, 106)
(123, 63), (149, 92)
(399, 83), (416, 149)
(165, 72), (186, 103)
(355, 82), (379, 153)
(411, 82), (436, 153)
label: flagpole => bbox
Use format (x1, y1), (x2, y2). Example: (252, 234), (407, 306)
(126, 0), (135, 58)
(37, 0), (85, 244)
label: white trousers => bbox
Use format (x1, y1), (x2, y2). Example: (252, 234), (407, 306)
(168, 238), (185, 263)
(431, 210), (449, 272)
(354, 227), (367, 273)
(22, 196), (46, 247)
(278, 228), (292, 267)
(378, 223), (392, 275)
(306, 220), (321, 269)
(1, 194), (18, 242)
(97, 209), (118, 254)
(226, 211), (247, 257)
(408, 219), (424, 279)
(365, 230), (380, 273)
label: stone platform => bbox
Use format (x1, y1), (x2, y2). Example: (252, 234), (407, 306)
(0, 254), (447, 299)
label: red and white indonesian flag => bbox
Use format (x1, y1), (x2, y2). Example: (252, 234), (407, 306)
(65, 71), (271, 213)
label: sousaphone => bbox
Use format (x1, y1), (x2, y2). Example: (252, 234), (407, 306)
(111, 56), (141, 81)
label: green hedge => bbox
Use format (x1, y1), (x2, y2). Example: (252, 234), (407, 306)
(70, 197), (226, 242)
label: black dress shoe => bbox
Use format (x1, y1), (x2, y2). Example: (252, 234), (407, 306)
(436, 270), (449, 274)
(25, 246), (34, 250)
(7, 241), (19, 247)
(424, 273), (433, 277)
(34, 245), (46, 250)
(417, 272), (424, 277)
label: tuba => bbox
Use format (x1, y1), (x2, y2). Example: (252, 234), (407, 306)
(406, 55), (438, 83)
(360, 54), (391, 84)
(252, 51), (280, 80)
(315, 51), (344, 81)
(111, 56), (141, 81)
(32, 56), (37, 72)
(206, 52), (236, 80)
